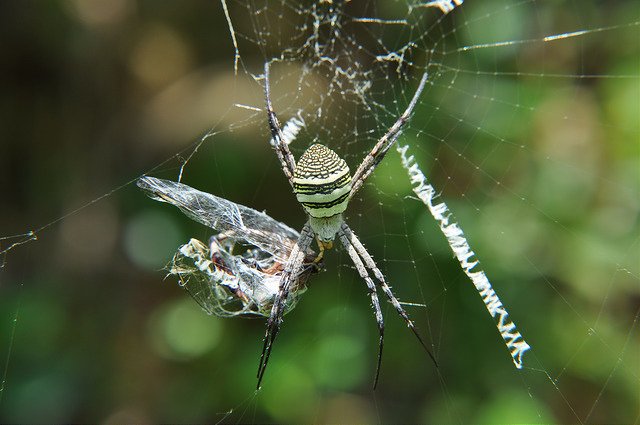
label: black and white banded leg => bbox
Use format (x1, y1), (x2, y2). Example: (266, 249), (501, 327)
(338, 227), (385, 388)
(349, 71), (429, 198)
(264, 62), (296, 186)
(341, 223), (438, 367)
(256, 222), (314, 389)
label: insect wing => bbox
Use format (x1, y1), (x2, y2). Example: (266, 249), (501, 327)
(137, 176), (298, 262)
(138, 177), (316, 317)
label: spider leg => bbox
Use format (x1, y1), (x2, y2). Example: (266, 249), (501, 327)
(338, 227), (385, 389)
(350, 71), (429, 198)
(256, 222), (314, 389)
(263, 61), (296, 186)
(341, 223), (438, 367)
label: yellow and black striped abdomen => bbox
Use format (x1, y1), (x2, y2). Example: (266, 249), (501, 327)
(293, 144), (352, 218)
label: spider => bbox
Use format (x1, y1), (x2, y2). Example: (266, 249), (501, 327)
(257, 62), (436, 389)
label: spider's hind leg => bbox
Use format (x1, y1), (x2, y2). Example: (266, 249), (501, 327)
(341, 223), (438, 368)
(256, 222), (315, 389)
(338, 227), (385, 389)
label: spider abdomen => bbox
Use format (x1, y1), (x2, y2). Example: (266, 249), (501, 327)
(293, 144), (352, 220)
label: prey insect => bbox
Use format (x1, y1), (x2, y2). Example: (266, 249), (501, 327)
(137, 176), (320, 317)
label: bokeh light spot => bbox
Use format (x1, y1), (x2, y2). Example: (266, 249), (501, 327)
(124, 209), (183, 271)
(148, 297), (221, 361)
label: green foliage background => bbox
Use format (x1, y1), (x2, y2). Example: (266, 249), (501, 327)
(0, 1), (638, 423)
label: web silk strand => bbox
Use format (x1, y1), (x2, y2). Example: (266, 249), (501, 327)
(396, 143), (531, 369)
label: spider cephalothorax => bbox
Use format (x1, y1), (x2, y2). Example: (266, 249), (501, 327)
(293, 143), (351, 244)
(257, 62), (435, 389)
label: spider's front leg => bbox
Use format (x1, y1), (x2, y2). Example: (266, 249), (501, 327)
(256, 222), (314, 389)
(263, 61), (296, 187)
(349, 71), (429, 199)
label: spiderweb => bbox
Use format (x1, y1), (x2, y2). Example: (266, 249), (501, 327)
(1, 0), (638, 423)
